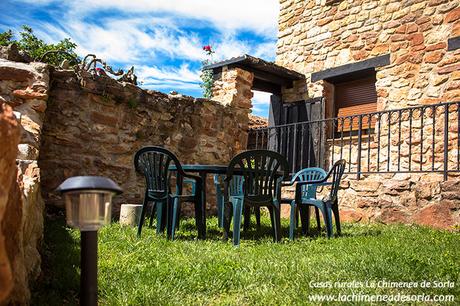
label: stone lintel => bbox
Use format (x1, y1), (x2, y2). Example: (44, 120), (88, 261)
(311, 54), (390, 82)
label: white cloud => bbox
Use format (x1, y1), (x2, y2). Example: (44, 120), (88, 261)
(251, 90), (271, 117)
(9, 0), (279, 64)
(252, 91), (272, 106)
(36, 19), (151, 63)
(6, 0), (279, 100)
(205, 35), (276, 62)
(136, 64), (201, 91)
(35, 16), (276, 67)
(253, 41), (277, 61)
(11, 0), (279, 37)
(142, 81), (201, 91)
(57, 0), (279, 37)
(176, 35), (206, 61)
(11, 0), (55, 3)
(137, 64), (200, 83)
(34, 18), (208, 64)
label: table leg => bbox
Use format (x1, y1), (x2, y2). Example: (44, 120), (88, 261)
(200, 172), (207, 239)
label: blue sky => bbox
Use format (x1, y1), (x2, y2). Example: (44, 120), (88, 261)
(0, 0), (279, 117)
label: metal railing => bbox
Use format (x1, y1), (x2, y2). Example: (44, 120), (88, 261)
(248, 101), (460, 180)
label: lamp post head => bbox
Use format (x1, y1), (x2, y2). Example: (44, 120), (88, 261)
(56, 176), (123, 231)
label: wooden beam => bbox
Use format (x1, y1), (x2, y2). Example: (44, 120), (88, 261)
(204, 54), (305, 81)
(252, 79), (281, 95)
(233, 64), (292, 86)
(204, 55), (247, 70)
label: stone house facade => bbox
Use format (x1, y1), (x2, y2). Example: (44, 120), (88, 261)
(273, 0), (460, 227)
(208, 0), (460, 228)
(276, 0), (460, 109)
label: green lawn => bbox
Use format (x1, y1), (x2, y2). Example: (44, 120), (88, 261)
(33, 215), (459, 305)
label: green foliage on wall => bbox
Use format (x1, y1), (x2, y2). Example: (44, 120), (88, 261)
(200, 45), (215, 99)
(0, 30), (14, 45)
(0, 25), (79, 66)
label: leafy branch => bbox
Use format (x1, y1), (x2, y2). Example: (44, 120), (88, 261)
(0, 25), (79, 66)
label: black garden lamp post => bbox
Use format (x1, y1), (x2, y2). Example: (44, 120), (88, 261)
(56, 176), (122, 306)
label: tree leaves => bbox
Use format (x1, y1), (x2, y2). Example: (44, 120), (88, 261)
(0, 25), (79, 66)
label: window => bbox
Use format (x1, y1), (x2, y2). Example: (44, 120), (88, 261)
(334, 74), (377, 132)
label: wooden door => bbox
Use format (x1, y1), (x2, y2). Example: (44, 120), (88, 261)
(268, 97), (325, 172)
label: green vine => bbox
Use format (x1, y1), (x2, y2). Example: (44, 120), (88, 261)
(200, 45), (215, 99)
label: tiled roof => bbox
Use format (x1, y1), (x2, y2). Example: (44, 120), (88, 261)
(249, 114), (268, 129)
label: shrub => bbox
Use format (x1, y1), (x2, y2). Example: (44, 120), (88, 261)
(0, 25), (79, 66)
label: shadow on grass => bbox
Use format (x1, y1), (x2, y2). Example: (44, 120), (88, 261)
(31, 213), (80, 306)
(173, 215), (383, 242)
(138, 207), (385, 244)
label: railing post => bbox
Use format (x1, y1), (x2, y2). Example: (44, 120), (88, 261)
(319, 120), (323, 169)
(367, 114), (371, 173)
(432, 105), (436, 171)
(293, 123), (298, 173)
(377, 113), (381, 172)
(420, 108), (424, 171)
(444, 104), (449, 181)
(357, 115), (363, 180)
(408, 109), (413, 172)
(397, 110), (402, 172)
(349, 118), (353, 173)
(457, 102), (460, 171)
(331, 118), (336, 165)
(300, 124), (305, 169)
(340, 118), (344, 162)
(387, 111), (391, 172)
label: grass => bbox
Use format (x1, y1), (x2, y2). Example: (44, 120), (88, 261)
(33, 214), (459, 305)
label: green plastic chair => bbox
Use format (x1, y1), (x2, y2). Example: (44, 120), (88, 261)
(293, 160), (346, 238)
(134, 146), (204, 240)
(223, 150), (289, 246)
(281, 168), (327, 240)
(145, 176), (197, 232)
(213, 175), (245, 228)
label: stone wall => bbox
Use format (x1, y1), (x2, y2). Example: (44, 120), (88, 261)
(0, 103), (19, 304)
(335, 172), (460, 228)
(0, 58), (48, 304)
(39, 67), (251, 214)
(277, 0), (460, 107)
(276, 0), (460, 228)
(0, 53), (253, 303)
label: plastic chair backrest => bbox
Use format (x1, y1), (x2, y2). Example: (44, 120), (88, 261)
(134, 146), (187, 199)
(327, 159), (346, 202)
(226, 150), (289, 203)
(293, 168), (327, 198)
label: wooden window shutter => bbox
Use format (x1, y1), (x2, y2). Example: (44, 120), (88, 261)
(335, 76), (377, 131)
